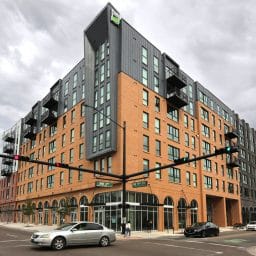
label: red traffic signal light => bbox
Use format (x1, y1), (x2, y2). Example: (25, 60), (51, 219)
(55, 162), (69, 168)
(13, 155), (30, 161)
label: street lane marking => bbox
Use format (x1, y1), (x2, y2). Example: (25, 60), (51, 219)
(185, 240), (244, 249)
(145, 242), (223, 254)
(6, 234), (18, 238)
(0, 239), (29, 243)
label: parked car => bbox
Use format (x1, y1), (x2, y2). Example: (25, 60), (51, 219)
(184, 222), (219, 238)
(31, 222), (116, 250)
(233, 223), (245, 229)
(246, 221), (256, 231)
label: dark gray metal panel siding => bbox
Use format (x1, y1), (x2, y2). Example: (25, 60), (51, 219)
(120, 21), (163, 95)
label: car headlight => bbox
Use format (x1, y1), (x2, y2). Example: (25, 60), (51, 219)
(39, 234), (50, 238)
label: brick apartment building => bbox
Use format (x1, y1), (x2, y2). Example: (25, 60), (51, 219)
(1, 3), (255, 231)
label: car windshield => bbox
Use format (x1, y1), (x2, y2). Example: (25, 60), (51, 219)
(191, 222), (206, 227)
(55, 223), (77, 231)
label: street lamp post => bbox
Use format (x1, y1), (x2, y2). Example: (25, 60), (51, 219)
(84, 104), (127, 234)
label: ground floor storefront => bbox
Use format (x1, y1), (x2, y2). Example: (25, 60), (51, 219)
(0, 190), (241, 231)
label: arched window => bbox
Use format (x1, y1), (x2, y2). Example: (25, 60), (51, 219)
(164, 196), (174, 230)
(79, 196), (88, 221)
(178, 198), (187, 228)
(190, 200), (198, 225)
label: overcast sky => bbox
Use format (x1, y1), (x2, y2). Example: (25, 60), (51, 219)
(1, 0), (256, 141)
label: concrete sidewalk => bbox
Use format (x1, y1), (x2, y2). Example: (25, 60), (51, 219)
(0, 222), (235, 240)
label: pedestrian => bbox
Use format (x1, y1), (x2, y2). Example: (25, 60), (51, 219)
(125, 221), (131, 237)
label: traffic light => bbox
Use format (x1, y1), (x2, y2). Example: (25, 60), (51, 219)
(215, 146), (238, 155)
(174, 157), (189, 164)
(55, 162), (69, 168)
(13, 155), (30, 161)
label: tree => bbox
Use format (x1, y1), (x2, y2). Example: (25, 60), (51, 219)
(22, 200), (34, 226)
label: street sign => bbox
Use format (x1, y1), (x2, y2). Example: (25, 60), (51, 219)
(95, 181), (113, 188)
(132, 181), (148, 188)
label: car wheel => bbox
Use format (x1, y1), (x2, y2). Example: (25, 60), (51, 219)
(99, 236), (110, 247)
(51, 237), (66, 250)
(201, 231), (206, 238)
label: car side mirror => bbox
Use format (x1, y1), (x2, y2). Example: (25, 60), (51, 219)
(71, 228), (78, 232)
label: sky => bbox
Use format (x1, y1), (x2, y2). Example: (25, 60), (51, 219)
(0, 0), (256, 140)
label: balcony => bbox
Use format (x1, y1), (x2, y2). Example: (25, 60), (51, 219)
(225, 130), (239, 140)
(42, 92), (58, 111)
(3, 144), (14, 154)
(167, 74), (187, 90)
(3, 133), (15, 143)
(226, 157), (240, 168)
(1, 167), (12, 177)
(2, 158), (13, 166)
(41, 110), (57, 125)
(166, 88), (188, 108)
(23, 126), (37, 140)
(24, 111), (37, 126)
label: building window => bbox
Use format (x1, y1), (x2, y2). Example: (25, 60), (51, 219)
(100, 64), (105, 83)
(100, 158), (105, 172)
(60, 152), (65, 163)
(78, 165), (83, 181)
(202, 141), (211, 154)
(64, 81), (69, 96)
(62, 134), (66, 147)
(155, 97), (160, 112)
(72, 91), (77, 107)
(184, 114), (188, 128)
(154, 76), (159, 93)
(82, 84), (85, 98)
(93, 113), (97, 131)
(105, 130), (111, 148)
(100, 43), (105, 61)
(60, 172), (64, 185)
(204, 176), (213, 189)
(155, 118), (160, 134)
(100, 86), (104, 105)
(142, 68), (148, 86)
(191, 136), (195, 149)
(168, 145), (180, 161)
(79, 144), (84, 159)
(99, 133), (104, 150)
(107, 59), (110, 77)
(143, 159), (149, 177)
(73, 73), (78, 88)
(193, 173), (197, 187)
(184, 133), (189, 147)
(200, 107), (209, 121)
(69, 148), (74, 163)
(107, 157), (112, 173)
(68, 169), (73, 184)
(49, 140), (56, 153)
(99, 110), (104, 128)
(28, 167), (34, 178)
(48, 157), (55, 170)
(167, 107), (179, 122)
(47, 175), (54, 188)
(168, 167), (181, 183)
(191, 119), (195, 131)
(201, 124), (210, 138)
(106, 82), (111, 101)
(94, 91), (98, 108)
(154, 140), (161, 156)
(143, 89), (148, 106)
(71, 109), (76, 123)
(27, 182), (33, 193)
(64, 98), (68, 112)
(80, 123), (85, 138)
(142, 46), (148, 65)
(153, 56), (159, 73)
(167, 124), (179, 142)
(143, 135), (149, 152)
(203, 159), (212, 171)
(70, 129), (75, 143)
(143, 112), (149, 129)
(93, 136), (97, 152)
(186, 171), (191, 185)
(106, 105), (111, 125)
(95, 69), (99, 86)
(81, 104), (85, 117)
(155, 162), (161, 179)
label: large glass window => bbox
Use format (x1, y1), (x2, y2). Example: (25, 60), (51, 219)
(142, 68), (148, 86)
(167, 124), (179, 142)
(153, 56), (159, 73)
(143, 112), (149, 129)
(155, 140), (161, 156)
(143, 135), (149, 152)
(155, 118), (160, 134)
(73, 73), (78, 88)
(168, 145), (180, 160)
(204, 176), (213, 189)
(143, 89), (148, 106)
(164, 197), (173, 230)
(142, 47), (148, 65)
(178, 198), (187, 228)
(168, 167), (181, 183)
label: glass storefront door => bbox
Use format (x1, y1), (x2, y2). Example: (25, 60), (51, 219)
(94, 209), (105, 225)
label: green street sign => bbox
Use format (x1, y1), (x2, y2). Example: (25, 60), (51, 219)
(95, 181), (113, 188)
(132, 181), (148, 188)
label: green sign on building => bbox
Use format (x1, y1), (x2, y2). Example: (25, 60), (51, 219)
(95, 181), (113, 188)
(111, 9), (121, 26)
(132, 181), (148, 188)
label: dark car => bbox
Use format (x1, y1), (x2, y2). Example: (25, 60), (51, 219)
(184, 222), (219, 238)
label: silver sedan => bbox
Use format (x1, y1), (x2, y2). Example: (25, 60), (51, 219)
(30, 222), (116, 250)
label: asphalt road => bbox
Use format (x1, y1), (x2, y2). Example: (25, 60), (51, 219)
(0, 226), (256, 256)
